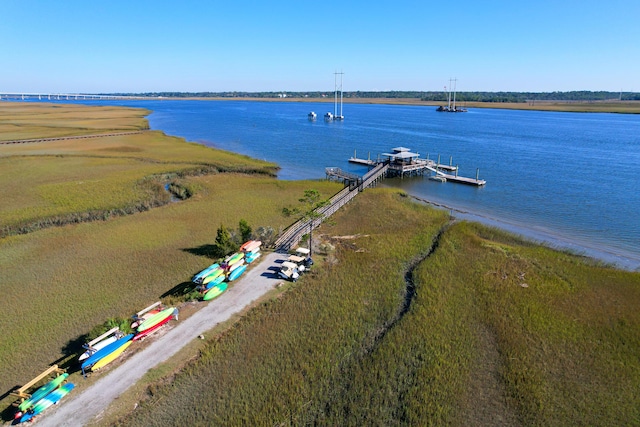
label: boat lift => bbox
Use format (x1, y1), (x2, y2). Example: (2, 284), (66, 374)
(10, 365), (66, 403)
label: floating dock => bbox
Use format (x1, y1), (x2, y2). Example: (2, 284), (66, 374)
(346, 147), (486, 186)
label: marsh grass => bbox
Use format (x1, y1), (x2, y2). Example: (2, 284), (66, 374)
(0, 103), (150, 141)
(0, 172), (341, 408)
(113, 193), (640, 427)
(0, 104), (278, 236)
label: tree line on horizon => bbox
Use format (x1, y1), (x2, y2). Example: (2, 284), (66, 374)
(107, 90), (640, 102)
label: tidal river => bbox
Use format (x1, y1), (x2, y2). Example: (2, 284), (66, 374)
(45, 99), (640, 270)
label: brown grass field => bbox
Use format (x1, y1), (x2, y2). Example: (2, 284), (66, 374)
(1, 102), (639, 426)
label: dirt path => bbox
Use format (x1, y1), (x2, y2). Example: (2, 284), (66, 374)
(35, 251), (289, 427)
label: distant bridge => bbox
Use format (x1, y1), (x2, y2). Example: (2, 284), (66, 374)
(0, 92), (159, 101)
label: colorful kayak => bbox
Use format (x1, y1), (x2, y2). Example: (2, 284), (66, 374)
(245, 251), (261, 264)
(79, 335), (118, 361)
(193, 263), (220, 283)
(81, 334), (134, 374)
(227, 264), (247, 282)
(204, 273), (226, 290)
(201, 267), (224, 285)
(91, 341), (132, 371)
(18, 373), (69, 412)
(19, 383), (75, 423)
(133, 314), (172, 341)
(228, 258), (245, 272)
(239, 240), (257, 251)
(241, 240), (262, 253)
(225, 252), (244, 266)
(136, 307), (175, 332)
(203, 282), (228, 301)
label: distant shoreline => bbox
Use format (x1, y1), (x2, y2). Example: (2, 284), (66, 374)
(4, 96), (640, 114)
(156, 97), (640, 114)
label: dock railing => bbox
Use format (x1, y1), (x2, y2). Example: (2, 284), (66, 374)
(274, 162), (388, 251)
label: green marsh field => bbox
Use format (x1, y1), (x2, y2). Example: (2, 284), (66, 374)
(1, 103), (639, 426)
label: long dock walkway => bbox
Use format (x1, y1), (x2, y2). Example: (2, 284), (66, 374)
(274, 162), (389, 250)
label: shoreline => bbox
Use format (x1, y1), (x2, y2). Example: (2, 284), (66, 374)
(408, 194), (640, 272)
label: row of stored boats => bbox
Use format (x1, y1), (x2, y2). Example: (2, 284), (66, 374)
(14, 240), (263, 423)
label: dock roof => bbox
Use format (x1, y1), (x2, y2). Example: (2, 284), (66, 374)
(382, 150), (420, 160)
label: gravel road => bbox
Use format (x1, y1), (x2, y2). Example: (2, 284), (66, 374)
(35, 251), (289, 426)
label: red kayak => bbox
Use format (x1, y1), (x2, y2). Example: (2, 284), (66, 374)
(133, 315), (172, 341)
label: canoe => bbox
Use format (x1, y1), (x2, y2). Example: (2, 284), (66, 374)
(227, 264), (247, 282)
(204, 273), (226, 290)
(91, 341), (132, 371)
(245, 251), (261, 264)
(20, 383), (75, 423)
(201, 267), (224, 285)
(18, 373), (69, 412)
(78, 335), (117, 361)
(133, 314), (172, 341)
(81, 334), (134, 374)
(192, 263), (220, 283)
(202, 282), (228, 301)
(136, 307), (175, 332)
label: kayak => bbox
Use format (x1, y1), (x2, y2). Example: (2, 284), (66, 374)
(227, 264), (247, 281)
(203, 282), (228, 301)
(133, 314), (172, 341)
(90, 341), (132, 371)
(201, 267), (224, 285)
(19, 383), (75, 423)
(136, 307), (175, 332)
(204, 273), (226, 290)
(18, 373), (69, 412)
(192, 263), (220, 283)
(81, 334), (134, 374)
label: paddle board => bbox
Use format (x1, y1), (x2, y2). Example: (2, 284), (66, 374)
(19, 383), (75, 423)
(81, 334), (134, 374)
(245, 251), (261, 264)
(204, 273), (226, 290)
(79, 335), (118, 361)
(201, 267), (224, 285)
(227, 264), (247, 281)
(91, 341), (132, 371)
(133, 314), (172, 341)
(203, 282), (228, 301)
(18, 373), (69, 412)
(136, 307), (175, 332)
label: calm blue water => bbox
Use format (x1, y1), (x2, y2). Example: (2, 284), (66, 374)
(19, 99), (640, 269)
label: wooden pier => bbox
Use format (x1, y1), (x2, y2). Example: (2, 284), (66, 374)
(348, 147), (485, 186)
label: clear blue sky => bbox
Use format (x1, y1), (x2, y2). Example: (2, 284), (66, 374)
(1, 0), (638, 93)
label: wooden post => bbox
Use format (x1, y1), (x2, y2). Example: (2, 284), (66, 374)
(476, 168), (480, 181)
(450, 156), (453, 166)
(456, 165), (459, 177)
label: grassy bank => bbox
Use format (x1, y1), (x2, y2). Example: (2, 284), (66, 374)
(113, 190), (640, 426)
(0, 103), (279, 237)
(0, 103), (340, 414)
